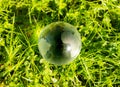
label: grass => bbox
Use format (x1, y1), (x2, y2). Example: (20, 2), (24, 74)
(0, 0), (120, 86)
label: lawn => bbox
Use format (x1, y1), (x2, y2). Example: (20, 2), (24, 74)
(0, 0), (120, 87)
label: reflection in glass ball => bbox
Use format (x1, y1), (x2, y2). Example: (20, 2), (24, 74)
(38, 22), (82, 65)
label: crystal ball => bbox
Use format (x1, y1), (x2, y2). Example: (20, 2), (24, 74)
(38, 22), (82, 65)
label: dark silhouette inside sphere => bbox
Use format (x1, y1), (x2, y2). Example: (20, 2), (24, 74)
(38, 22), (82, 65)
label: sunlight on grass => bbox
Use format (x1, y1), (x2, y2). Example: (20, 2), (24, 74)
(0, 0), (120, 87)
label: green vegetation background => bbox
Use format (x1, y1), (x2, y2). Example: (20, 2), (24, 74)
(0, 0), (120, 86)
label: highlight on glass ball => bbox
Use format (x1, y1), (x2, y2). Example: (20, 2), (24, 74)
(38, 22), (82, 65)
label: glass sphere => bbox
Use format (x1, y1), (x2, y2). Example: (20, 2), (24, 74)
(38, 22), (82, 65)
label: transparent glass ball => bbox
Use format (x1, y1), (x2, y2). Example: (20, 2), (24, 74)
(38, 22), (82, 65)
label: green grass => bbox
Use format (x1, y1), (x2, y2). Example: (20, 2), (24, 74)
(0, 0), (120, 86)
